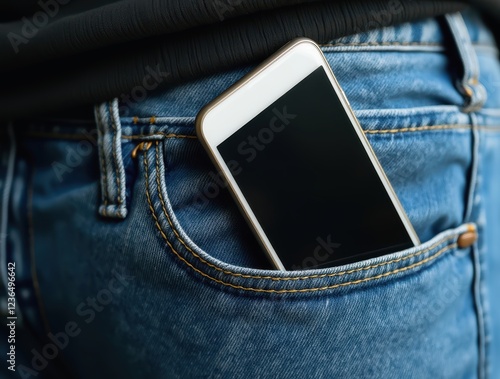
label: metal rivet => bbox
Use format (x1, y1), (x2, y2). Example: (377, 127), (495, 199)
(457, 225), (478, 249)
(463, 85), (474, 97)
(131, 141), (153, 159)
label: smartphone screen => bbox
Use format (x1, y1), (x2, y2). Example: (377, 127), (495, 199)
(217, 66), (415, 270)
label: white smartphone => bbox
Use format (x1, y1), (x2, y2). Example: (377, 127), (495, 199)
(196, 38), (420, 271)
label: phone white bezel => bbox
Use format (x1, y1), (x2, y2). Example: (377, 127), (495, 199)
(196, 38), (420, 271)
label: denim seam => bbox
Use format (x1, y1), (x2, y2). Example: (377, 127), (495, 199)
(17, 125), (500, 140)
(144, 141), (460, 292)
(105, 103), (118, 207)
(109, 101), (124, 206)
(472, 241), (488, 379)
(106, 102), (119, 207)
(321, 42), (442, 47)
(365, 124), (470, 134)
(122, 133), (197, 140)
(122, 125), (500, 137)
(468, 112), (489, 379)
(95, 106), (110, 214)
(320, 42), (491, 48)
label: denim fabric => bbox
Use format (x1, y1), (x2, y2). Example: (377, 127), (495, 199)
(1, 10), (500, 379)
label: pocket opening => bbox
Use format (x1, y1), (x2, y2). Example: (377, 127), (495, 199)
(140, 139), (471, 295)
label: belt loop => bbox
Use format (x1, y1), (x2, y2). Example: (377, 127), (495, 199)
(94, 99), (128, 219)
(444, 13), (487, 113)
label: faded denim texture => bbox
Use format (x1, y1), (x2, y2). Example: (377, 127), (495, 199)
(1, 11), (500, 379)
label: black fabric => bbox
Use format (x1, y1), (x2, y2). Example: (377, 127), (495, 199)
(0, 0), (495, 120)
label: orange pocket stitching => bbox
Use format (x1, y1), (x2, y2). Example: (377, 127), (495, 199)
(122, 133), (197, 140)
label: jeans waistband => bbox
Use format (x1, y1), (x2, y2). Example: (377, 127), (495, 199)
(96, 12), (494, 219)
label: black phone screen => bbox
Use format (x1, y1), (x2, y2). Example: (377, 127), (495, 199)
(217, 66), (414, 270)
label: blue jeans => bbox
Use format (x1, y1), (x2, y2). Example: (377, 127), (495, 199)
(1, 10), (500, 379)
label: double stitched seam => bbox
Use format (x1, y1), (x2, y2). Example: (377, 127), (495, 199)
(131, 116), (195, 125)
(367, 125), (500, 133)
(321, 42), (442, 47)
(95, 107), (109, 212)
(20, 125), (500, 140)
(469, 114), (488, 379)
(122, 133), (197, 140)
(109, 101), (123, 205)
(102, 105), (115, 205)
(144, 141), (457, 291)
(364, 124), (471, 134)
(129, 125), (480, 139)
(105, 102), (118, 205)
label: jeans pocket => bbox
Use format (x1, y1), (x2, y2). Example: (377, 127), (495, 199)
(136, 133), (479, 378)
(139, 133), (475, 296)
